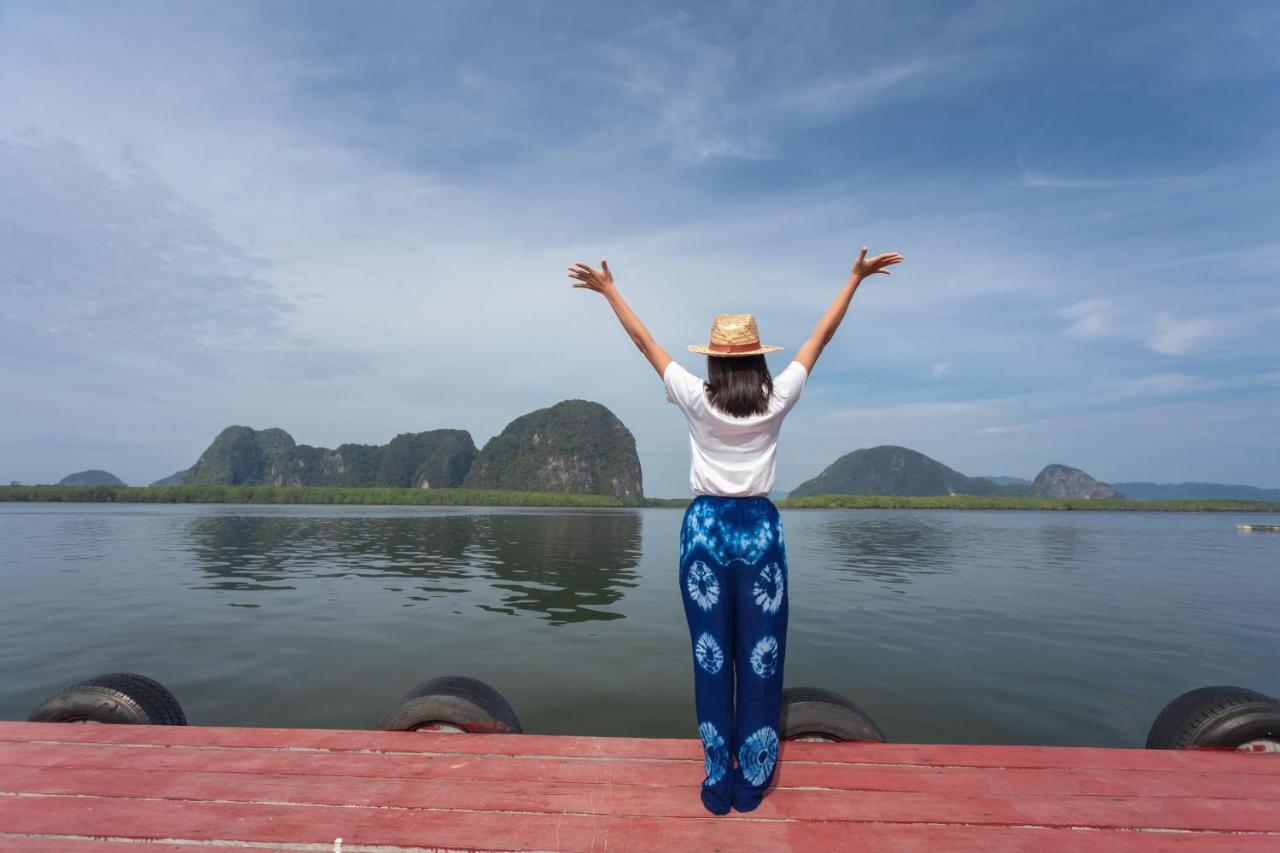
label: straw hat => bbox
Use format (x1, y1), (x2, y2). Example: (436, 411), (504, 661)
(688, 313), (783, 357)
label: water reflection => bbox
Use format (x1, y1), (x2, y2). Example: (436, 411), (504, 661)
(471, 513), (642, 624)
(187, 515), (477, 593)
(186, 510), (642, 625)
(805, 515), (960, 589)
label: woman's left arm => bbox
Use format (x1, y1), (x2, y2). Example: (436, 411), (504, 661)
(569, 259), (672, 378)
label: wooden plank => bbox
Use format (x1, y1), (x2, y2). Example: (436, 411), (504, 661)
(2, 722), (1275, 775)
(0, 722), (701, 760)
(841, 742), (1280, 774)
(3, 740), (1279, 802)
(0, 842), (239, 852)
(5, 762), (1280, 833)
(0, 740), (688, 787)
(2, 797), (1279, 853)
(772, 763), (1280, 800)
(0, 795), (644, 853)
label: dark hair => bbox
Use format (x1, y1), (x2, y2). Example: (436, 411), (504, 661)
(704, 354), (774, 417)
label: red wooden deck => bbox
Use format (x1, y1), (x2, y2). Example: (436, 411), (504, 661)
(1, 721), (1278, 851)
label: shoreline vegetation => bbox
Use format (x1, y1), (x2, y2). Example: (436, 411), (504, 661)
(2, 485), (1278, 512)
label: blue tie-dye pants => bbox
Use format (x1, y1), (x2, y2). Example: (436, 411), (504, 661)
(678, 494), (788, 814)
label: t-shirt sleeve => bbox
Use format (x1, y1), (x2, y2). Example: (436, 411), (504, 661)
(663, 360), (705, 414)
(772, 360), (809, 412)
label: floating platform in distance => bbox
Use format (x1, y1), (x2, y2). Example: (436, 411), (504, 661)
(1238, 523), (1280, 532)
(1, 721), (1279, 850)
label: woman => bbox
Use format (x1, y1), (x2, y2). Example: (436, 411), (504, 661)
(568, 245), (904, 814)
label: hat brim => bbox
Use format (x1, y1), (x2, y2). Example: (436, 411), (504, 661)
(687, 344), (784, 356)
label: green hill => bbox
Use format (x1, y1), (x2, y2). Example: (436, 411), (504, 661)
(180, 425), (477, 488)
(789, 445), (1008, 498)
(789, 447), (1123, 499)
(462, 399), (643, 500)
(1033, 463), (1122, 499)
(1111, 481), (1280, 501)
(161, 399), (639, 497)
(58, 469), (125, 486)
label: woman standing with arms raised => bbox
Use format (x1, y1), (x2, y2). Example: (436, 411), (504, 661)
(568, 245), (904, 814)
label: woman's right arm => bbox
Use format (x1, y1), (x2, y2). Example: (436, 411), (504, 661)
(794, 246), (903, 375)
(568, 259), (673, 379)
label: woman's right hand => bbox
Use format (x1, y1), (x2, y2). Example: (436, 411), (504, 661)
(851, 246), (904, 281)
(568, 260), (616, 296)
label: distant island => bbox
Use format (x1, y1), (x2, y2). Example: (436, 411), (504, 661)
(58, 469), (125, 486)
(788, 445), (1121, 500)
(975, 475), (1032, 487)
(460, 400), (643, 499)
(151, 399), (642, 500)
(172, 425), (477, 490)
(1109, 481), (1280, 502)
(972, 476), (1280, 502)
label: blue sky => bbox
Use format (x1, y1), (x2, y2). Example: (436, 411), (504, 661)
(1, 0), (1277, 494)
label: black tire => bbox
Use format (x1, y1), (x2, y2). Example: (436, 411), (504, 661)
(1146, 686), (1280, 750)
(376, 675), (522, 734)
(779, 686), (886, 743)
(27, 673), (187, 725)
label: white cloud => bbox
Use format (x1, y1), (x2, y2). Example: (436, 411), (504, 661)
(1014, 150), (1203, 190)
(1060, 296), (1114, 339)
(1017, 150), (1119, 189)
(597, 29), (768, 164)
(1082, 369), (1280, 409)
(772, 59), (946, 119)
(594, 10), (1008, 164)
(0, 135), (288, 365)
(1105, 373), (1213, 397)
(1057, 298), (1239, 358)
(1145, 311), (1222, 355)
(929, 361), (952, 378)
(976, 418), (1052, 435)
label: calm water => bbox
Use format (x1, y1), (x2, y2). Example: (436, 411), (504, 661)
(1, 503), (1277, 747)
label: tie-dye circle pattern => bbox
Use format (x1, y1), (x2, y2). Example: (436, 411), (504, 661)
(749, 635), (779, 678)
(694, 632), (724, 674)
(685, 560), (719, 611)
(698, 721), (729, 785)
(739, 726), (779, 787)
(752, 562), (784, 614)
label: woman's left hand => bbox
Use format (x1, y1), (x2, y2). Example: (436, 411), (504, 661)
(568, 260), (615, 296)
(850, 246), (904, 281)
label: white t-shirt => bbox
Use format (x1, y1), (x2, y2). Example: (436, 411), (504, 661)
(663, 359), (808, 497)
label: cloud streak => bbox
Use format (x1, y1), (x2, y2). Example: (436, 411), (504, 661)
(0, 134), (287, 366)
